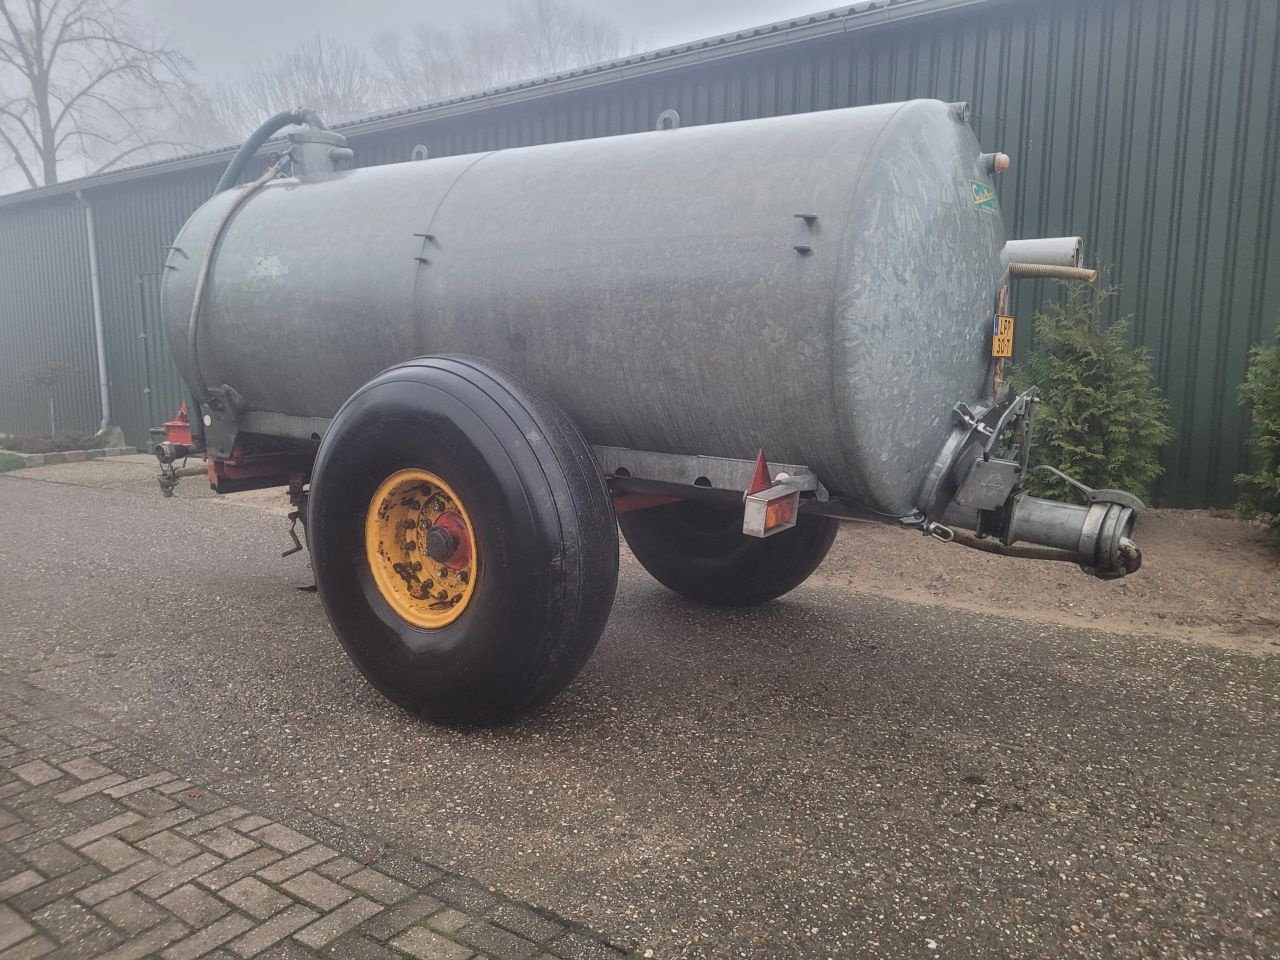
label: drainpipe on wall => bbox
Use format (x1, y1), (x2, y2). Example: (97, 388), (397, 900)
(75, 190), (112, 436)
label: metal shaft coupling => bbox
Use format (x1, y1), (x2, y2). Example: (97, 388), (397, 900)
(1004, 494), (1142, 578)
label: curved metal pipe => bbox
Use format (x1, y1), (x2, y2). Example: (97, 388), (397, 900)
(75, 191), (112, 435)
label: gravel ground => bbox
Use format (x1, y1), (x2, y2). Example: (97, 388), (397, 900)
(1, 472), (1277, 959)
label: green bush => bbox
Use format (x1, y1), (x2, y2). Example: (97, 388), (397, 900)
(1009, 282), (1173, 501)
(0, 452), (24, 473)
(1235, 319), (1280, 544)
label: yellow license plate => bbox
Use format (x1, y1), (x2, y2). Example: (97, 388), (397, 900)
(992, 314), (1015, 358)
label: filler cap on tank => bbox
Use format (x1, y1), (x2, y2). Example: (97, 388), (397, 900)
(287, 128), (353, 178)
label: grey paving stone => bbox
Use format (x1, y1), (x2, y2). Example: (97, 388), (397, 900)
(59, 758), (112, 782)
(360, 895), (444, 941)
(10, 864), (106, 912)
(424, 909), (470, 935)
(176, 806), (249, 837)
(256, 845), (335, 883)
(0, 869), (44, 899)
(320, 933), (401, 960)
(0, 932), (56, 959)
(162, 912), (256, 960)
(0, 903), (36, 951)
(76, 858), (166, 905)
(226, 816), (271, 834)
(0, 685), (611, 960)
(117, 808), (198, 843)
(56, 775), (128, 805)
(249, 824), (312, 855)
(62, 812), (141, 848)
(227, 903), (318, 958)
(341, 868), (411, 905)
(30, 896), (121, 956)
(93, 889), (169, 935)
(292, 895), (382, 948)
(159, 884), (231, 926)
(94, 919), (189, 960)
(121, 789), (179, 817)
(136, 852), (223, 898)
(390, 926), (474, 960)
(316, 856), (362, 880)
(66, 793), (128, 825)
(79, 836), (145, 870)
(219, 877), (292, 920)
(20, 841), (85, 877)
(252, 941), (315, 960)
(362, 857), (441, 890)
(11, 762), (61, 787)
(195, 848), (280, 891)
(103, 772), (178, 799)
(280, 870), (353, 910)
(136, 829), (202, 865)
(0, 821), (34, 844)
(198, 826), (261, 860)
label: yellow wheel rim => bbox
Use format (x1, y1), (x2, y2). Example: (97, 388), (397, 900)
(364, 469), (479, 629)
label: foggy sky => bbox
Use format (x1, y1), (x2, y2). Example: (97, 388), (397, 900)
(139, 0), (837, 80)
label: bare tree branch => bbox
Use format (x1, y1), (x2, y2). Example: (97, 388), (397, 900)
(0, 120), (36, 185)
(0, 0), (189, 187)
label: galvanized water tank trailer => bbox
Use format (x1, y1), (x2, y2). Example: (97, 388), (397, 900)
(164, 100), (1004, 515)
(159, 101), (1142, 723)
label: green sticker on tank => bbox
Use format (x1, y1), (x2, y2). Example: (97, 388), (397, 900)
(970, 179), (999, 214)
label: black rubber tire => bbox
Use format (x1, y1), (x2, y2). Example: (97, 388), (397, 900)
(619, 500), (838, 606)
(308, 356), (618, 724)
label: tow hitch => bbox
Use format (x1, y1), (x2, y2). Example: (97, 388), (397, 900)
(918, 388), (1143, 579)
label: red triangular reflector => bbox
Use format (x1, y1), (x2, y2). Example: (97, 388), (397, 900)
(747, 449), (772, 495)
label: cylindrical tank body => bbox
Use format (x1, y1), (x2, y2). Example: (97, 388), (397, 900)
(163, 100), (1005, 515)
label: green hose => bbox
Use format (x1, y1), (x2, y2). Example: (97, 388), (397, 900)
(213, 108), (326, 193)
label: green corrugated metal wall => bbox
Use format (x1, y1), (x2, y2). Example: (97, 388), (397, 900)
(89, 170), (220, 451)
(0, 0), (1276, 505)
(0, 197), (100, 438)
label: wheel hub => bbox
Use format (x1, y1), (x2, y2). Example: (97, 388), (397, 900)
(364, 469), (478, 628)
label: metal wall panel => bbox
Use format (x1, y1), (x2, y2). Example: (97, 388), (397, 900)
(86, 170), (220, 449)
(0, 0), (1274, 505)
(0, 196), (100, 438)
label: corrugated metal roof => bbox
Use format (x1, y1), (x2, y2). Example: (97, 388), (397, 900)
(0, 0), (1001, 208)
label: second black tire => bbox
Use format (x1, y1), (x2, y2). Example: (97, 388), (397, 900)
(618, 500), (839, 606)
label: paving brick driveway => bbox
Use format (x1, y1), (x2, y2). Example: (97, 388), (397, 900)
(0, 678), (629, 960)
